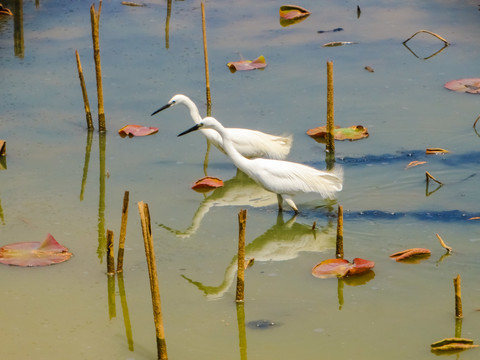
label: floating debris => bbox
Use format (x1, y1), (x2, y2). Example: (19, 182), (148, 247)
(322, 41), (358, 47)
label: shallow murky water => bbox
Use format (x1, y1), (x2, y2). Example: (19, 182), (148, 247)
(1, 0), (480, 359)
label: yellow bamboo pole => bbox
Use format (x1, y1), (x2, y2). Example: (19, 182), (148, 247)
(138, 201), (168, 360)
(117, 191), (130, 273)
(236, 209), (247, 302)
(201, 2), (211, 115)
(90, 2), (106, 132)
(326, 61), (335, 169)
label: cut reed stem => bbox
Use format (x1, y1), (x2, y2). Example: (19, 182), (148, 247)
(403, 30), (450, 46)
(201, 2), (211, 116)
(90, 2), (106, 132)
(117, 190), (130, 273)
(106, 229), (115, 275)
(435, 233), (452, 253)
(326, 61), (335, 155)
(75, 50), (94, 130)
(138, 201), (168, 360)
(454, 274), (463, 319)
(336, 205), (344, 259)
(236, 209), (247, 302)
(426, 171), (443, 185)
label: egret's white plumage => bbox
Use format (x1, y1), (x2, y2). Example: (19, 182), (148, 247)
(178, 117), (343, 213)
(152, 94), (292, 160)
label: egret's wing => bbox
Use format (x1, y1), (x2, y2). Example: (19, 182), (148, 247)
(227, 128), (292, 160)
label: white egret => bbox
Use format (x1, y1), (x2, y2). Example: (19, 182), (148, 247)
(151, 94), (292, 160)
(178, 117), (343, 213)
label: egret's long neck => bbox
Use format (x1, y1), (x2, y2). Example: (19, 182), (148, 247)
(181, 97), (203, 124)
(214, 125), (251, 170)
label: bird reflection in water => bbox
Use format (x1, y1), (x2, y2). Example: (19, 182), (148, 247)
(181, 212), (336, 300)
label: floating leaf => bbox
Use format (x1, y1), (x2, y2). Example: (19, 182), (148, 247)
(0, 4), (13, 16)
(445, 78), (480, 94)
(307, 125), (369, 141)
(0, 139), (5, 156)
(322, 41), (358, 47)
(405, 160), (427, 169)
(431, 338), (478, 352)
(118, 124), (159, 137)
(279, 5), (310, 26)
(121, 1), (146, 6)
(389, 248), (431, 262)
(192, 176), (224, 193)
(0, 234), (73, 267)
(227, 55), (267, 72)
(364, 66), (374, 73)
(426, 147), (449, 154)
(312, 258), (374, 278)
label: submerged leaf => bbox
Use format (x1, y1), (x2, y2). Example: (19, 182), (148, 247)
(445, 78), (480, 94)
(0, 234), (72, 267)
(312, 258), (374, 278)
(192, 176), (224, 193)
(118, 125), (159, 137)
(307, 125), (369, 141)
(227, 55), (267, 72)
(389, 248), (431, 262)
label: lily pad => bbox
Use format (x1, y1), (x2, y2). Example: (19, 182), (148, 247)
(307, 125), (369, 141)
(0, 234), (73, 267)
(118, 124), (159, 137)
(312, 258), (375, 278)
(389, 248), (431, 262)
(445, 78), (480, 94)
(192, 176), (224, 193)
(227, 55), (267, 72)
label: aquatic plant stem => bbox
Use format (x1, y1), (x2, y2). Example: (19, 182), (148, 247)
(75, 50), (94, 130)
(236, 209), (247, 302)
(117, 191), (130, 273)
(106, 229), (115, 275)
(90, 2), (106, 132)
(426, 171), (443, 185)
(336, 205), (344, 259)
(201, 2), (211, 116)
(326, 61), (335, 168)
(138, 201), (168, 360)
(454, 274), (463, 319)
(403, 30), (450, 46)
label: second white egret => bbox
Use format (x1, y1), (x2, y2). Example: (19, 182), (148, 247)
(151, 94), (292, 160)
(178, 117), (343, 213)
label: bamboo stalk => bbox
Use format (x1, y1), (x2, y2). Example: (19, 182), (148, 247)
(106, 229), (115, 275)
(336, 205), (344, 259)
(138, 201), (168, 360)
(90, 2), (106, 132)
(236, 209), (247, 302)
(454, 274), (463, 319)
(117, 191), (130, 273)
(75, 50), (94, 130)
(201, 2), (211, 116)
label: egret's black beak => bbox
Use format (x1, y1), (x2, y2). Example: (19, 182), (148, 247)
(178, 123), (202, 137)
(151, 103), (172, 116)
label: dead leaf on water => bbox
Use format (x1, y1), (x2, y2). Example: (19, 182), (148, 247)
(431, 338), (478, 352)
(445, 78), (480, 94)
(426, 147), (449, 154)
(118, 125), (159, 137)
(405, 161), (427, 169)
(192, 176), (224, 193)
(322, 41), (358, 47)
(307, 125), (369, 141)
(279, 5), (310, 26)
(227, 55), (267, 72)
(389, 248), (431, 262)
(312, 258), (375, 278)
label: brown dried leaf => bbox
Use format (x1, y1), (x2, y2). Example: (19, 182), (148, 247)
(389, 248), (431, 262)
(405, 161), (426, 169)
(426, 148), (449, 154)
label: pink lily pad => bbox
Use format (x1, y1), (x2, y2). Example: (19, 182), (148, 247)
(192, 176), (224, 193)
(227, 55), (267, 72)
(444, 78), (480, 94)
(312, 258), (375, 278)
(118, 124), (159, 137)
(307, 125), (369, 141)
(0, 234), (73, 267)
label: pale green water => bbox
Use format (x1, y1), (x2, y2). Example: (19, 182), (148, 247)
(1, 0), (480, 359)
